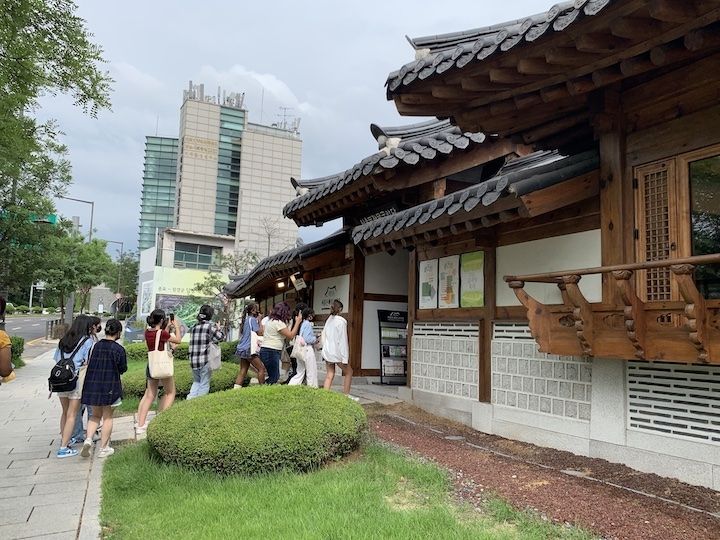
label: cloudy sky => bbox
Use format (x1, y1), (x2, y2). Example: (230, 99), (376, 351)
(41, 0), (551, 257)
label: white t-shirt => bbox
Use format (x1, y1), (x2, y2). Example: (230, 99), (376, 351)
(321, 315), (348, 364)
(262, 319), (287, 350)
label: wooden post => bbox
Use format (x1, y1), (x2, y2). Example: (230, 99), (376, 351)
(596, 87), (628, 305)
(612, 269), (646, 359)
(562, 275), (594, 356)
(479, 247), (496, 403)
(406, 248), (417, 386)
(671, 264), (709, 363)
(348, 245), (365, 373)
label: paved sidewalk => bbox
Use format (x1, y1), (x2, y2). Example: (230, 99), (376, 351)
(0, 349), (134, 540)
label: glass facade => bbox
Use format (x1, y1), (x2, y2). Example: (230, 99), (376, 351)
(215, 108), (244, 236)
(138, 137), (179, 251)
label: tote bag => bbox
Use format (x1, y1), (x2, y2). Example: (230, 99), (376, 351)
(148, 329), (174, 379)
(207, 341), (222, 371)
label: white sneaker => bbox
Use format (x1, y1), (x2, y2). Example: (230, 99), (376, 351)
(98, 446), (115, 458)
(135, 423), (148, 434)
(80, 439), (92, 458)
(347, 394), (360, 402)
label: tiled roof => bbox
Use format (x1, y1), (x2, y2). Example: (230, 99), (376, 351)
(351, 149), (599, 244)
(386, 0), (610, 96)
(283, 119), (487, 218)
(223, 230), (348, 298)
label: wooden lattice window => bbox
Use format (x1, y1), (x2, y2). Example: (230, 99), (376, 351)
(634, 159), (680, 302)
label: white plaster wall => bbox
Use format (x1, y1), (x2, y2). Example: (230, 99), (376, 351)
(139, 246), (157, 274)
(361, 300), (408, 370)
(364, 251), (409, 295)
(496, 229), (602, 306)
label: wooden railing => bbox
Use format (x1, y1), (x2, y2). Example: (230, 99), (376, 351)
(504, 254), (720, 364)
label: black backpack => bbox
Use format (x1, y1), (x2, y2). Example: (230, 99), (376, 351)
(48, 337), (88, 392)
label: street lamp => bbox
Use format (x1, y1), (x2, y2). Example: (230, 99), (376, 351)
(57, 195), (94, 323)
(57, 195), (94, 241)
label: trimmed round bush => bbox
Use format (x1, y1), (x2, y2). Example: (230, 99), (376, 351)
(147, 385), (368, 475)
(121, 360), (239, 399)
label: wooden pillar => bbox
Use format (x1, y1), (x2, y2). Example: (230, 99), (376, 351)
(479, 247), (496, 403)
(597, 87), (629, 304)
(406, 248), (418, 386)
(348, 244), (365, 373)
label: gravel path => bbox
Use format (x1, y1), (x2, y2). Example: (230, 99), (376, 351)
(369, 405), (720, 540)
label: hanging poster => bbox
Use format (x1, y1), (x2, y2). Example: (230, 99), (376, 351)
(313, 274), (350, 313)
(418, 259), (439, 309)
(460, 251), (485, 307)
(438, 255), (460, 309)
(140, 281), (153, 316)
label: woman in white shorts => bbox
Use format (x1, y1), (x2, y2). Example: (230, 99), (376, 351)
(54, 315), (94, 458)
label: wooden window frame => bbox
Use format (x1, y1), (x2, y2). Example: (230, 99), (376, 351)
(634, 143), (720, 301)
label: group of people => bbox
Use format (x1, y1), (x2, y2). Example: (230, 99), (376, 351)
(50, 297), (356, 457)
(234, 298), (354, 396)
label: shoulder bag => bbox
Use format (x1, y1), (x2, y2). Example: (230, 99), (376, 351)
(148, 329), (174, 379)
(207, 325), (222, 372)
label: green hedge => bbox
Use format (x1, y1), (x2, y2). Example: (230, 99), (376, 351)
(121, 360), (239, 399)
(125, 341), (239, 364)
(147, 386), (367, 475)
(10, 336), (24, 368)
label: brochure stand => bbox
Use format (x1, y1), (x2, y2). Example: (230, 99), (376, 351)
(377, 309), (408, 385)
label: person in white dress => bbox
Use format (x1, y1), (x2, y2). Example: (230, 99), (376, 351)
(322, 299), (354, 397)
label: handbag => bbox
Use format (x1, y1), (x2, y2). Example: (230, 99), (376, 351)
(148, 329), (174, 379)
(290, 336), (306, 359)
(207, 341), (222, 371)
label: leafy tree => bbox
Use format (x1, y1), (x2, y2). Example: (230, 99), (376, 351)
(192, 251), (260, 332)
(0, 0), (112, 294)
(101, 250), (140, 309)
(44, 233), (112, 317)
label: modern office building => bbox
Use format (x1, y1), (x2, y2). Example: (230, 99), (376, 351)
(138, 136), (178, 251)
(136, 81), (302, 318)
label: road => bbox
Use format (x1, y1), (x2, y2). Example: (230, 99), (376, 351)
(2, 315), (59, 343)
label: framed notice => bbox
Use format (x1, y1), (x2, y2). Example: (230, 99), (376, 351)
(438, 255), (460, 309)
(313, 274), (350, 313)
(418, 259), (438, 309)
(460, 251), (485, 307)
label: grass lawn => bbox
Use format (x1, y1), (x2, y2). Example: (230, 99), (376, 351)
(101, 441), (594, 540)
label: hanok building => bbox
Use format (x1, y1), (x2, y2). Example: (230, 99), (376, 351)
(227, 0), (720, 490)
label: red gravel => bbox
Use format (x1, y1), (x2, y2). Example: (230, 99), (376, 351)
(368, 406), (720, 540)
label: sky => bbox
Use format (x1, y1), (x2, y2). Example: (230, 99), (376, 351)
(41, 0), (552, 258)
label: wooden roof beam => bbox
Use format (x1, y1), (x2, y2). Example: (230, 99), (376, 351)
(610, 16), (669, 40)
(521, 112), (590, 144)
(574, 32), (632, 54)
(516, 57), (567, 75)
(684, 24), (720, 52)
(648, 0), (699, 23)
(545, 47), (603, 66)
(489, 68), (542, 85)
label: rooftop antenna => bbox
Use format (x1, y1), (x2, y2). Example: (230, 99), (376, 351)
(278, 106), (293, 130)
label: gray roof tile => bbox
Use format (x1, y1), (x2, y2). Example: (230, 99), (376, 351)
(387, 0), (610, 98)
(351, 149), (598, 245)
(284, 119), (490, 219)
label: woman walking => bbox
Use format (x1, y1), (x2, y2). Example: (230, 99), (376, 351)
(135, 309), (182, 434)
(80, 319), (127, 458)
(54, 315), (94, 458)
(187, 305), (225, 399)
(289, 307), (318, 388)
(259, 302), (302, 384)
(234, 303), (266, 387)
(322, 299), (354, 397)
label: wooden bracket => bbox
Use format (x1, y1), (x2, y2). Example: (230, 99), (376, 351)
(612, 270), (646, 359)
(508, 280), (551, 352)
(562, 275), (594, 356)
(671, 264), (709, 363)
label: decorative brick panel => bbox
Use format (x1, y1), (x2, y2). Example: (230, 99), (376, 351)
(491, 323), (592, 421)
(411, 322), (479, 400)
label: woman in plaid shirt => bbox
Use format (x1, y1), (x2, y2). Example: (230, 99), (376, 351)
(188, 305), (225, 399)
